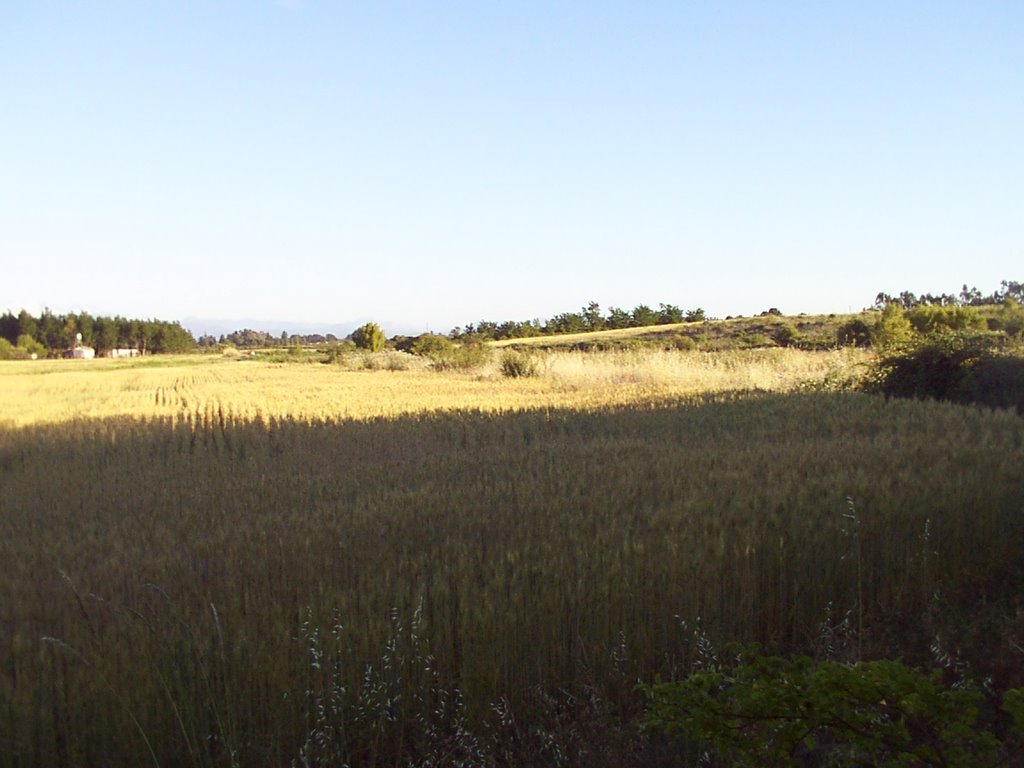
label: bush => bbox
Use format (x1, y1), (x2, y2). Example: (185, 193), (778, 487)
(409, 333), (453, 358)
(16, 334), (46, 357)
(670, 335), (697, 351)
(0, 338), (21, 360)
(407, 333), (488, 371)
(989, 299), (1024, 338)
(906, 305), (984, 336)
(500, 349), (539, 378)
(351, 322), (386, 352)
(444, 343), (492, 371)
(863, 333), (1024, 410)
(773, 322), (800, 348)
(261, 347), (317, 364)
(836, 319), (872, 348)
(956, 353), (1024, 412)
(740, 333), (774, 349)
(643, 648), (1023, 768)
(361, 352), (410, 371)
(322, 342), (351, 364)
(871, 304), (915, 350)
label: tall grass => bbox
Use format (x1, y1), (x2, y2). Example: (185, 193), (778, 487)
(1, 373), (1022, 764)
(0, 348), (867, 427)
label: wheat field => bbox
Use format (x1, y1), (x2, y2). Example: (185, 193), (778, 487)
(0, 347), (866, 427)
(1, 349), (1021, 767)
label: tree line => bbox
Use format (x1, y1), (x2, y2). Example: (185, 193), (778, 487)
(205, 329), (342, 350)
(0, 309), (196, 357)
(451, 301), (707, 342)
(873, 279), (1024, 310)
(3, 281), (1019, 360)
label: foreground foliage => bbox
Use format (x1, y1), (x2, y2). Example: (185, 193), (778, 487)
(644, 650), (1024, 767)
(864, 333), (1024, 412)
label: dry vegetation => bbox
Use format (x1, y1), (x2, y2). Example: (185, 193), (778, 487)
(0, 347), (865, 427)
(488, 312), (866, 352)
(0, 350), (1021, 766)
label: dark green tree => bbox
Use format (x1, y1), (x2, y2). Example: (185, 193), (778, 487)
(39, 309), (68, 351)
(545, 312), (585, 334)
(75, 312), (95, 347)
(605, 306), (632, 329)
(582, 301), (604, 331)
(657, 303), (683, 324)
(17, 309), (38, 342)
(351, 322), (386, 352)
(631, 304), (658, 327)
(92, 317), (117, 355)
(0, 312), (17, 344)
(998, 280), (1024, 303)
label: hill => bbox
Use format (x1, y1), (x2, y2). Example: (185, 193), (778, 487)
(488, 310), (873, 352)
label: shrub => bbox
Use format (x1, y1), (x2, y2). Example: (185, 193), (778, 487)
(871, 304), (915, 350)
(989, 299), (1024, 338)
(351, 322), (386, 352)
(643, 648), (1023, 768)
(906, 305), (984, 336)
(16, 334), (46, 357)
(863, 333), (1024, 410)
(956, 352), (1024, 412)
(322, 342), (351, 364)
(448, 343), (492, 371)
(419, 341), (491, 372)
(670, 335), (697, 351)
(740, 333), (774, 348)
(0, 338), (20, 360)
(773, 322), (800, 348)
(409, 333), (453, 359)
(407, 333), (484, 371)
(360, 352), (410, 371)
(864, 334), (983, 401)
(836, 319), (872, 348)
(500, 349), (539, 378)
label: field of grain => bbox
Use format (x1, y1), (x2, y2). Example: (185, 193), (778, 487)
(1, 351), (1021, 766)
(0, 347), (866, 427)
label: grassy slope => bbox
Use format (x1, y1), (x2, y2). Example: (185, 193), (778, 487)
(488, 311), (875, 351)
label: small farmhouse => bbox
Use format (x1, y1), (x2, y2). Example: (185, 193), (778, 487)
(64, 333), (96, 359)
(69, 346), (95, 359)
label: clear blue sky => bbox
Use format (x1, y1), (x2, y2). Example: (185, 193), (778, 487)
(2, 1), (1021, 337)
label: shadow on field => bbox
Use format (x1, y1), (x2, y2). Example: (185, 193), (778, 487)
(1, 391), (1022, 767)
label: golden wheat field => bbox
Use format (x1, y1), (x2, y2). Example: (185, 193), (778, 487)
(1, 349), (1021, 767)
(0, 346), (867, 427)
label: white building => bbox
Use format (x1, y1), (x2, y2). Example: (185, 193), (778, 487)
(65, 333), (96, 359)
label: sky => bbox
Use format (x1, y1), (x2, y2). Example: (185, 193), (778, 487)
(2, 2), (1021, 338)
